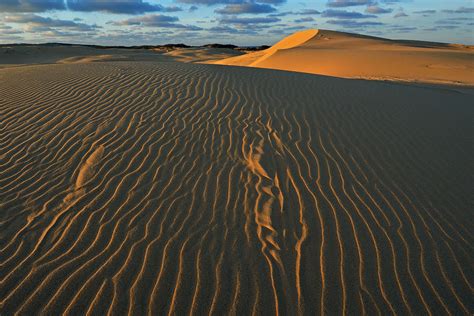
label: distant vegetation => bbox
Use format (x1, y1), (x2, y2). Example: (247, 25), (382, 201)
(0, 42), (270, 51)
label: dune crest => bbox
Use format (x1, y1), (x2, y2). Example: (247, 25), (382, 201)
(214, 29), (474, 85)
(248, 29), (319, 66)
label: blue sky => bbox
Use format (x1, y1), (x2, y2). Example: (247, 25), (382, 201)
(0, 0), (473, 45)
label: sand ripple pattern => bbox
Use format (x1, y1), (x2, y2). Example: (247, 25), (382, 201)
(0, 62), (472, 315)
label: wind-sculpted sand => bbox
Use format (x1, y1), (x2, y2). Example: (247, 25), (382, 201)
(162, 47), (243, 63)
(214, 29), (474, 85)
(0, 45), (242, 68)
(0, 61), (473, 315)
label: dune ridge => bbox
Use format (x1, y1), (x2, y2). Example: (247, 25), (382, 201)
(0, 45), (243, 69)
(0, 61), (473, 315)
(247, 29), (319, 66)
(214, 29), (474, 85)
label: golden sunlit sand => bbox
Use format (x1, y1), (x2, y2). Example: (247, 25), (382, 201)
(214, 29), (474, 85)
(0, 30), (473, 315)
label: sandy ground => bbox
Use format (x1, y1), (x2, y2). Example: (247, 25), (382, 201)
(214, 29), (474, 86)
(0, 45), (243, 68)
(0, 30), (473, 315)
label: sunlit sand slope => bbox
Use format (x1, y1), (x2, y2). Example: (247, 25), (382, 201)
(214, 29), (474, 85)
(0, 62), (473, 315)
(162, 47), (243, 63)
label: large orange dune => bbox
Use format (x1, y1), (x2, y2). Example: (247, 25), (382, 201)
(214, 29), (474, 85)
(0, 32), (473, 315)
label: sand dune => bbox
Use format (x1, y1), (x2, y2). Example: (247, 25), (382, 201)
(0, 60), (472, 315)
(214, 29), (474, 85)
(0, 45), (241, 68)
(0, 45), (148, 67)
(162, 47), (243, 63)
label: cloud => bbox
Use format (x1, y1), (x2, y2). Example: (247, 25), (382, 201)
(393, 27), (416, 32)
(441, 7), (474, 14)
(393, 12), (408, 18)
(43, 29), (83, 37)
(390, 25), (417, 32)
(112, 14), (178, 26)
(0, 23), (23, 34)
(0, 0), (185, 14)
(207, 25), (259, 34)
(269, 11), (291, 16)
(4, 13), (98, 31)
(215, 3), (276, 14)
(413, 10), (436, 14)
(0, 0), (65, 12)
(177, 0), (285, 5)
(294, 17), (314, 23)
(208, 25), (239, 33)
(0, 34), (24, 42)
(322, 9), (375, 19)
(296, 9), (320, 15)
(435, 19), (463, 25)
(269, 9), (320, 17)
(66, 0), (166, 14)
(189, 5), (198, 12)
(434, 25), (460, 29)
(164, 6), (183, 12)
(22, 25), (91, 37)
(365, 6), (392, 14)
(248, 0), (285, 4)
(268, 25), (302, 34)
(441, 17), (473, 21)
(2, 29), (24, 34)
(326, 0), (373, 8)
(219, 16), (280, 25)
(326, 19), (383, 27)
(111, 14), (202, 30)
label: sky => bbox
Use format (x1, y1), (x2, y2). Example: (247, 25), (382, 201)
(0, 0), (473, 45)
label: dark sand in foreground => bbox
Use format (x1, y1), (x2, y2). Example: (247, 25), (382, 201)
(1, 60), (472, 314)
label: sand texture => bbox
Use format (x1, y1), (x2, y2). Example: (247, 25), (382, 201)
(0, 45), (242, 69)
(214, 29), (474, 85)
(0, 60), (472, 315)
(162, 47), (243, 63)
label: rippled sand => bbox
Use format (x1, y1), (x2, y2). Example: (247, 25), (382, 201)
(0, 61), (472, 315)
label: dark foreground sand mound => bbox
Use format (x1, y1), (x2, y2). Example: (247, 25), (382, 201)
(0, 62), (472, 315)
